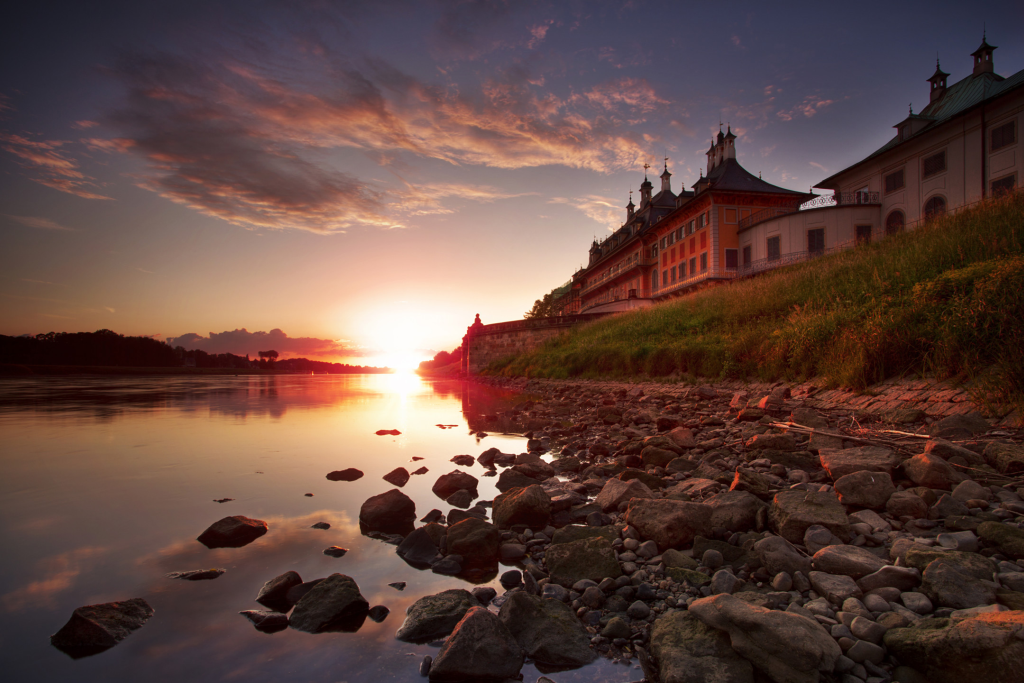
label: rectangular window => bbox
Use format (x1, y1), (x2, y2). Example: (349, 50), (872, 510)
(742, 245), (751, 265)
(679, 261), (686, 278)
(991, 121), (1016, 151)
(668, 233), (675, 246)
(670, 266), (677, 283)
(856, 225), (872, 244)
(688, 220), (694, 234)
(922, 151), (946, 178)
(767, 236), (781, 261)
(662, 252), (668, 266)
(689, 257), (696, 274)
(992, 174), (1016, 196)
(700, 232), (707, 249)
(689, 237), (696, 254)
(725, 249), (738, 269)
(662, 270), (668, 286)
(725, 208), (737, 224)
(884, 169), (905, 194)
(808, 228), (825, 254)
(700, 252), (708, 272)
(660, 237), (667, 249)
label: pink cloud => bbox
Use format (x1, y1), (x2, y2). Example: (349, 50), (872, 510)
(0, 133), (112, 199)
(166, 328), (368, 360)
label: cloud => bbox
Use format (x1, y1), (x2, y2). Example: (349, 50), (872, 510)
(6, 215), (75, 231)
(394, 182), (533, 217)
(731, 35), (743, 48)
(72, 120), (99, 129)
(809, 161), (827, 172)
(575, 77), (670, 114)
(777, 95), (835, 121)
(0, 133), (112, 200)
(2, 546), (107, 613)
(166, 328), (367, 359)
(549, 194), (622, 230)
(527, 21), (553, 49)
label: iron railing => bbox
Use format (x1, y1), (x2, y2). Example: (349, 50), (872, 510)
(738, 206), (797, 231)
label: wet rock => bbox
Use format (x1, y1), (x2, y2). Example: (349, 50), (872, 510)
(769, 490), (850, 545)
(978, 521), (1024, 560)
(376, 429), (401, 435)
(884, 610), (1024, 683)
(498, 592), (595, 668)
(903, 452), (963, 490)
(383, 467), (411, 487)
(689, 593), (841, 683)
(451, 454), (475, 466)
(412, 466), (429, 475)
(649, 610), (754, 683)
(359, 489), (416, 536)
(429, 607), (524, 682)
(311, 521), (331, 530)
(446, 489), (476, 509)
(286, 579), (325, 606)
(432, 470), (479, 500)
(545, 536), (622, 587)
(601, 616), (632, 639)
(595, 477), (654, 512)
(819, 446), (897, 479)
(492, 485), (551, 529)
(323, 546), (349, 558)
(239, 609), (289, 633)
(256, 570), (303, 611)
(430, 556), (463, 575)
(289, 573), (369, 633)
(197, 515), (268, 549)
(812, 545), (887, 579)
(445, 517), (500, 567)
(368, 605), (390, 623)
(397, 527), (442, 567)
(388, 581), (406, 591)
(326, 468), (363, 481)
(500, 543), (526, 561)
(472, 586), (497, 605)
(809, 571), (863, 603)
(705, 490), (766, 533)
(624, 499), (712, 549)
(166, 568), (225, 581)
(833, 470), (895, 509)
(496, 468), (538, 493)
(754, 535), (812, 577)
(50, 598), (154, 657)
(396, 588), (479, 643)
(984, 442), (1024, 475)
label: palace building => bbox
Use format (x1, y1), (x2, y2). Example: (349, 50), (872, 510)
(565, 34), (1021, 315)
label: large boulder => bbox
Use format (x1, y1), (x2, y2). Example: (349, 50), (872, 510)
(428, 607), (524, 682)
(705, 490), (766, 533)
(432, 470), (479, 500)
(819, 446), (896, 480)
(984, 442), (1024, 475)
(545, 536), (621, 587)
(666, 426), (698, 449)
(197, 515), (268, 549)
(396, 527), (442, 567)
(642, 445), (678, 468)
(769, 491), (850, 545)
(624, 499), (712, 549)
(50, 598), (154, 657)
(812, 545), (888, 579)
(492, 485), (551, 529)
(496, 469), (539, 493)
(922, 560), (997, 609)
(497, 592), (595, 668)
(255, 570), (303, 611)
(928, 412), (991, 440)
(833, 470), (896, 509)
(289, 574), (369, 633)
(978, 521), (1024, 560)
(396, 589), (478, 643)
(689, 593), (841, 683)
(649, 610), (754, 683)
(445, 517), (500, 567)
(884, 611), (1024, 683)
(754, 535), (812, 577)
(359, 489), (416, 535)
(808, 571), (863, 603)
(902, 453), (963, 490)
(595, 478), (654, 512)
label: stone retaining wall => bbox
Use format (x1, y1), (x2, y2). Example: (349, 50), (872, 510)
(463, 314), (610, 374)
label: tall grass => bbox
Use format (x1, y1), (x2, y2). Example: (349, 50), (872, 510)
(489, 192), (1024, 404)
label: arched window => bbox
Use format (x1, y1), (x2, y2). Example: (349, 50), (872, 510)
(923, 195), (946, 221)
(885, 210), (905, 236)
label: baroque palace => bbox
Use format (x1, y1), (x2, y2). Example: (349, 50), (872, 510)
(563, 35), (1022, 315)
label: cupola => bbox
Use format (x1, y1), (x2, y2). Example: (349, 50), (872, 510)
(639, 168), (653, 207)
(971, 33), (996, 76)
(928, 59), (949, 103)
(723, 125), (737, 160)
(626, 191), (635, 220)
(660, 161), (672, 193)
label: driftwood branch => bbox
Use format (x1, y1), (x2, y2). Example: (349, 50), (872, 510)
(767, 421), (916, 455)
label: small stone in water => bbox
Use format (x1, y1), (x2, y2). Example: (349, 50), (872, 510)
(388, 582), (407, 591)
(213, 498), (234, 503)
(376, 429), (401, 436)
(304, 493), (314, 497)
(368, 605), (390, 622)
(311, 522), (330, 530)
(166, 568), (225, 581)
(419, 655), (432, 676)
(323, 546), (348, 558)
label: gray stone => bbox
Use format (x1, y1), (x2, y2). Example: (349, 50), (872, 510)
(809, 571), (863, 603)
(445, 517), (500, 568)
(856, 566), (921, 593)
(289, 574), (369, 633)
(846, 639), (885, 664)
(754, 535), (813, 577)
(900, 592), (933, 614)
(239, 609), (289, 632)
(545, 536), (622, 587)
(834, 471), (896, 510)
(624, 498), (712, 550)
(50, 598), (154, 655)
(702, 549), (725, 569)
(395, 588), (478, 643)
(540, 583), (569, 602)
(711, 570), (742, 595)
(770, 490), (850, 545)
(492, 485), (551, 529)
(256, 570), (303, 611)
(705, 490), (766, 533)
(819, 447), (897, 479)
(812, 545), (887, 580)
(922, 561), (997, 610)
(196, 515), (268, 549)
(497, 592), (595, 668)
(850, 616), (887, 644)
(627, 600), (652, 619)
(595, 477), (654, 512)
(649, 610), (755, 683)
(429, 607), (524, 682)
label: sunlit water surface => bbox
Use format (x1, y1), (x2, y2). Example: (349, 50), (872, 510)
(0, 374), (638, 683)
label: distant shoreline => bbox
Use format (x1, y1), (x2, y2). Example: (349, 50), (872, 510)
(0, 364), (393, 377)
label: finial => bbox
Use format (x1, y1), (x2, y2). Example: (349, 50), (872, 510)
(643, 162), (650, 179)
(719, 119), (723, 132)
(664, 156), (669, 171)
(909, 103), (913, 115)
(759, 171), (762, 179)
(983, 22), (986, 40)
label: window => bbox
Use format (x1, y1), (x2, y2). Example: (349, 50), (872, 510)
(991, 121), (1016, 151)
(742, 245), (752, 266)
(651, 270), (658, 292)
(923, 195), (946, 220)
(808, 228), (825, 254)
(922, 151), (946, 179)
(651, 244), (658, 258)
(662, 270), (668, 286)
(668, 233), (675, 246)
(700, 252), (708, 272)
(725, 249), (738, 270)
(670, 266), (677, 283)
(885, 211), (904, 235)
(689, 237), (696, 254)
(689, 257), (696, 275)
(856, 225), (872, 245)
(767, 236), (781, 261)
(992, 174), (1016, 196)
(700, 232), (707, 249)
(660, 237), (667, 249)
(679, 261), (686, 278)
(688, 220), (694, 234)
(884, 169), (905, 194)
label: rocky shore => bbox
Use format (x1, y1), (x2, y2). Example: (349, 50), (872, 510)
(390, 376), (1024, 683)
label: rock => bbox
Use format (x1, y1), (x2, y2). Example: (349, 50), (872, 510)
(666, 426), (698, 449)
(809, 571), (863, 603)
(984, 442), (1024, 475)
(498, 592), (595, 668)
(662, 548), (699, 570)
(545, 536), (622, 587)
(429, 607), (524, 682)
(368, 605), (390, 623)
(512, 460), (555, 480)
(850, 615), (887, 644)
(445, 517), (500, 568)
(432, 470), (479, 500)
(166, 568), (225, 580)
(887, 491), (929, 519)
(705, 490), (766, 533)
(978, 521), (1024, 560)
(730, 467), (772, 497)
(689, 593), (841, 683)
(904, 547), (996, 578)
(819, 446), (897, 479)
(540, 583), (569, 602)
(927, 439), (986, 467)
(551, 524), (621, 545)
(746, 433), (798, 451)
(445, 489), (475, 509)
(239, 609), (289, 633)
(833, 470), (896, 509)
(903, 453), (963, 490)
(846, 638), (885, 664)
(857, 565), (921, 593)
(472, 586), (497, 605)
(628, 599), (653, 619)
(642, 445), (678, 468)
(769, 490), (850, 545)
(649, 610), (755, 683)
(323, 546), (349, 558)
(196, 515), (268, 549)
(430, 556), (462, 575)
(601, 616), (632, 638)
(50, 598), (154, 656)
(492, 485), (551, 529)
(710, 570), (742, 595)
(375, 428), (401, 435)
(928, 413), (990, 440)
(754, 535), (812, 577)
(884, 610), (1024, 683)
(812, 545), (887, 579)
(256, 570), (303, 611)
(389, 581), (407, 591)
(624, 499), (712, 550)
(326, 468), (363, 481)
(285, 579), (324, 606)
(289, 574), (369, 633)
(396, 589), (479, 643)
(311, 521), (330, 530)
(496, 468), (539, 492)
(900, 592), (933, 614)
(595, 477), (654, 512)
(397, 527), (442, 567)
(383, 467), (411, 487)
(451, 454), (475, 466)
(359, 489), (416, 536)
(922, 561), (997, 609)
(804, 524), (844, 555)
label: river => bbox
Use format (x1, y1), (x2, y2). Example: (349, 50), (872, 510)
(0, 374), (637, 683)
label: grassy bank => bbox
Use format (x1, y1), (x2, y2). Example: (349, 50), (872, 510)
(489, 191), (1024, 407)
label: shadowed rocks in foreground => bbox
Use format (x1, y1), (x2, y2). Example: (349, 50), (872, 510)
(51, 598), (154, 658)
(196, 515), (268, 548)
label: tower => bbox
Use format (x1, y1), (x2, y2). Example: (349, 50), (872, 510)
(972, 33), (996, 76)
(928, 59), (950, 102)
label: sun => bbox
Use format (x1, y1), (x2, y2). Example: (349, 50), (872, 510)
(376, 350), (426, 373)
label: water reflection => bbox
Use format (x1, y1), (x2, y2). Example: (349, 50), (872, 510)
(0, 375), (635, 683)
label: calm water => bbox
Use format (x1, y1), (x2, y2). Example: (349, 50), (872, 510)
(0, 374), (636, 683)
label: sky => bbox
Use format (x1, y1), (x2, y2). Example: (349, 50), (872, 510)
(2, 0), (1022, 368)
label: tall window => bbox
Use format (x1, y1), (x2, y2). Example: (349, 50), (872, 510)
(660, 237), (667, 249)
(992, 174), (1016, 196)
(670, 266), (677, 283)
(922, 151), (946, 178)
(923, 195), (946, 220)
(700, 232), (707, 249)
(700, 252), (708, 272)
(689, 257), (696, 275)
(884, 169), (905, 194)
(742, 245), (752, 266)
(808, 228), (825, 254)
(651, 270), (658, 292)
(885, 211), (904, 236)
(767, 236), (781, 261)
(856, 225), (872, 245)
(991, 121), (1016, 151)
(725, 249), (738, 270)
(679, 261), (686, 278)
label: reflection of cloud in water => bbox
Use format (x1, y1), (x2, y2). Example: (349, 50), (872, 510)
(2, 546), (108, 613)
